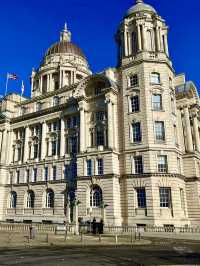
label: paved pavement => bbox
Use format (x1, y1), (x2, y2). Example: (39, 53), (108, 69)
(0, 244), (199, 265)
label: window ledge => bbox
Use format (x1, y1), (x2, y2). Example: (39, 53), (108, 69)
(127, 86), (140, 90)
(152, 109), (165, 112)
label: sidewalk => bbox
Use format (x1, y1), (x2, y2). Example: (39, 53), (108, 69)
(142, 232), (200, 241)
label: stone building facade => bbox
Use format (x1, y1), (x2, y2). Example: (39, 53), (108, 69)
(0, 0), (200, 227)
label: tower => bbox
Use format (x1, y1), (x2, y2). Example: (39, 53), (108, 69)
(116, 0), (189, 226)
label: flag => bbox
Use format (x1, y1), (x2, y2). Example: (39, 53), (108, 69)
(21, 80), (25, 95)
(7, 73), (18, 80)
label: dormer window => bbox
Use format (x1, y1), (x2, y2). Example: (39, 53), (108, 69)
(129, 74), (139, 87)
(150, 72), (160, 85)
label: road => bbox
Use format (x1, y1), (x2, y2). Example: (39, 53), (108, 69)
(0, 243), (199, 265)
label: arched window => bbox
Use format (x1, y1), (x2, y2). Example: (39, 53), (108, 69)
(10, 191), (17, 208)
(90, 185), (103, 208)
(27, 190), (35, 208)
(132, 31), (138, 55)
(147, 30), (155, 51)
(46, 189), (54, 208)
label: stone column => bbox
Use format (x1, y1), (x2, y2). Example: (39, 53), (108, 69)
(107, 98), (114, 149)
(141, 24), (147, 51)
(124, 24), (128, 57)
(137, 24), (142, 51)
(193, 114), (200, 153)
(0, 131), (3, 154)
(0, 130), (8, 164)
(79, 101), (86, 153)
(184, 106), (193, 152)
(7, 130), (14, 164)
(156, 26), (161, 51)
(24, 126), (30, 163)
(40, 76), (43, 92)
(164, 34), (169, 56)
(41, 122), (47, 159)
(113, 103), (118, 150)
(60, 118), (65, 157)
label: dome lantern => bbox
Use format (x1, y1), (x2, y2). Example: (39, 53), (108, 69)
(60, 22), (71, 42)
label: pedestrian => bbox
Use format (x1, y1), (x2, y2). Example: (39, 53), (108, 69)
(99, 219), (104, 234)
(92, 217), (97, 234)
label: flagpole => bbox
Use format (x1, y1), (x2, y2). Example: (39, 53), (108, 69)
(5, 73), (9, 96)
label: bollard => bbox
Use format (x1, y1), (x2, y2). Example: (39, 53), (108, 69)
(115, 234), (118, 244)
(99, 234), (102, 242)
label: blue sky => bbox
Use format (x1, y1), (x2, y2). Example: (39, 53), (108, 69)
(0, 0), (199, 97)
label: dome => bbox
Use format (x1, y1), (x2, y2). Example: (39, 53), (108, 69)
(125, 0), (157, 17)
(45, 41), (86, 60)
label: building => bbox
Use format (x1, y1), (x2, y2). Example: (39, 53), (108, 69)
(0, 0), (200, 227)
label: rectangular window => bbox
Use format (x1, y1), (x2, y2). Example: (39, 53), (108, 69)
(72, 162), (77, 178)
(130, 96), (140, 112)
(97, 159), (104, 175)
(134, 156), (143, 174)
(158, 155), (168, 173)
(132, 122), (142, 143)
(26, 169), (30, 183)
(150, 73), (160, 84)
(96, 111), (106, 121)
(53, 121), (58, 131)
(52, 166), (56, 181)
(52, 140), (57, 156)
(129, 75), (138, 87)
(96, 130), (104, 146)
(136, 188), (146, 208)
(155, 121), (165, 141)
(44, 167), (48, 181)
(33, 144), (38, 159)
(87, 159), (92, 176)
(152, 94), (162, 111)
(33, 169), (37, 183)
(159, 187), (171, 208)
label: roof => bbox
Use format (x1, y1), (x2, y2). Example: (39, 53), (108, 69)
(45, 41), (86, 60)
(125, 0), (157, 17)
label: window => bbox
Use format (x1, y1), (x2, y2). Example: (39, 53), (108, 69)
(130, 96), (140, 112)
(132, 32), (138, 55)
(147, 30), (155, 51)
(52, 140), (57, 156)
(68, 136), (77, 154)
(44, 167), (48, 181)
(87, 159), (92, 176)
(158, 155), (168, 173)
(129, 74), (138, 87)
(10, 191), (17, 208)
(33, 168), (37, 182)
(53, 121), (58, 131)
(159, 187), (171, 208)
(97, 158), (104, 175)
(95, 88), (102, 95)
(150, 72), (160, 84)
(33, 143), (38, 159)
(134, 156), (143, 174)
(52, 166), (56, 181)
(53, 96), (60, 106)
(16, 170), (20, 184)
(17, 146), (21, 161)
(26, 169), (30, 183)
(46, 189), (54, 208)
(27, 191), (35, 208)
(96, 111), (106, 121)
(136, 188), (146, 208)
(90, 185), (102, 208)
(96, 129), (104, 146)
(64, 165), (69, 180)
(152, 94), (162, 111)
(155, 121), (165, 141)
(132, 122), (142, 143)
(36, 102), (42, 112)
(72, 161), (77, 178)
